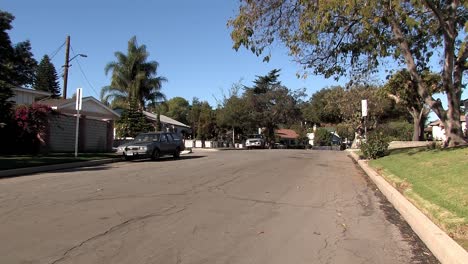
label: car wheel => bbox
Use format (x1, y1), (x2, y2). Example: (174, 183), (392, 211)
(173, 147), (181, 159)
(151, 149), (160, 161)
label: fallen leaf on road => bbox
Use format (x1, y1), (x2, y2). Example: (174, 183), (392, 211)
(257, 231), (265, 235)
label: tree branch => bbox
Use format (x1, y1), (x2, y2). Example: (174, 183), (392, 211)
(388, 9), (446, 120)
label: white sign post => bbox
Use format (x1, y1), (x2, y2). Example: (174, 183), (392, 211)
(74, 88), (83, 158)
(361, 100), (368, 139)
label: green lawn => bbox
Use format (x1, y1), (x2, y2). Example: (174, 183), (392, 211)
(0, 153), (118, 170)
(369, 146), (468, 248)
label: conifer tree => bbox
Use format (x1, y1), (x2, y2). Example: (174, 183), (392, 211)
(34, 55), (60, 97)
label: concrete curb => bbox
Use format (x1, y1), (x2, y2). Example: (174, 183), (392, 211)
(346, 150), (468, 264)
(0, 150), (196, 178)
(0, 158), (121, 178)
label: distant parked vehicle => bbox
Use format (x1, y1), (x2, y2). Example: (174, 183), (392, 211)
(117, 132), (185, 161)
(245, 134), (266, 149)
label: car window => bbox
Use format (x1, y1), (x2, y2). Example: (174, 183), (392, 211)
(135, 134), (150, 142)
(166, 134), (174, 142)
(171, 134), (181, 141)
(160, 134), (167, 142)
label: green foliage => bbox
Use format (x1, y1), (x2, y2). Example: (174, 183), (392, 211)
(303, 85), (397, 132)
(382, 69), (440, 141)
(163, 97), (190, 125)
(229, 1), (468, 146)
(374, 121), (413, 141)
(34, 55), (60, 97)
(302, 87), (343, 124)
(314, 128), (332, 146)
(0, 10), (37, 124)
(335, 123), (355, 141)
(244, 69), (302, 141)
(101, 36), (167, 110)
(360, 133), (390, 159)
(115, 100), (152, 138)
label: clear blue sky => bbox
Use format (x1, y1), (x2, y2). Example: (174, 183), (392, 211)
(3, 0), (466, 115)
(3, 0), (343, 107)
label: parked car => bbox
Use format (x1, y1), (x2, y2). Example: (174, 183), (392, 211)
(117, 132), (185, 161)
(245, 134), (266, 149)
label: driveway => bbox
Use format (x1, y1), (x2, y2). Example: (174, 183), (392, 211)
(0, 150), (437, 264)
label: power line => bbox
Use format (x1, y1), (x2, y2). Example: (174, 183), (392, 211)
(49, 41), (66, 59)
(70, 46), (100, 98)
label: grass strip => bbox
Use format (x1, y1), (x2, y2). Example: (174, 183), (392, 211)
(0, 153), (117, 170)
(369, 146), (468, 250)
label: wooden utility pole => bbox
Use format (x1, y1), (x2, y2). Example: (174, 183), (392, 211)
(63, 35), (70, 99)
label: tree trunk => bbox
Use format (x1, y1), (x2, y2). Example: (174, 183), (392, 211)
(412, 116), (421, 141)
(389, 9), (466, 147)
(444, 92), (466, 147)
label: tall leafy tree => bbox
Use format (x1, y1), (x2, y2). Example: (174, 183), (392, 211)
(101, 36), (167, 110)
(302, 87), (344, 125)
(229, 1), (468, 146)
(245, 69), (301, 142)
(163, 97), (190, 125)
(34, 55), (60, 97)
(383, 69), (441, 141)
(0, 10), (37, 125)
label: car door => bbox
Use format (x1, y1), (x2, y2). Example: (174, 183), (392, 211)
(159, 133), (171, 154)
(165, 133), (177, 153)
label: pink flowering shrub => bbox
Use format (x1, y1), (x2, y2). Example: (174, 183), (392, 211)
(14, 103), (52, 153)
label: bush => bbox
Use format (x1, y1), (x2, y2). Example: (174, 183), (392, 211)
(335, 123), (355, 141)
(360, 133), (390, 159)
(14, 103), (52, 154)
(314, 128), (332, 146)
(374, 121), (413, 141)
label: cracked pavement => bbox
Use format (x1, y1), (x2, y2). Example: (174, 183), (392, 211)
(0, 150), (438, 263)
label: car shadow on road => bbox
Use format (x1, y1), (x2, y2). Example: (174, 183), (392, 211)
(124, 155), (206, 163)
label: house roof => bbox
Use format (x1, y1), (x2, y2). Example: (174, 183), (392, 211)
(428, 115), (465, 127)
(275, 129), (299, 139)
(143, 111), (190, 128)
(13, 87), (52, 97)
(39, 96), (120, 120)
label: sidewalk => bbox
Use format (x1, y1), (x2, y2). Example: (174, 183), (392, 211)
(346, 149), (468, 264)
(0, 151), (194, 178)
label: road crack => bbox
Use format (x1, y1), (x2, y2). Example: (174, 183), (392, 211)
(49, 205), (186, 264)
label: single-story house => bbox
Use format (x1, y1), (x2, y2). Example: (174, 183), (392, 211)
(427, 115), (466, 141)
(9, 88), (119, 153)
(39, 97), (120, 152)
(275, 129), (300, 148)
(143, 111), (192, 137)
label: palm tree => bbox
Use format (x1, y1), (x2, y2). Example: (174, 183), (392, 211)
(101, 36), (167, 110)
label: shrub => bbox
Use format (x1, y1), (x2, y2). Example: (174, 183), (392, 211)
(314, 128), (332, 146)
(14, 103), (52, 154)
(374, 121), (413, 141)
(335, 123), (355, 141)
(360, 133), (390, 159)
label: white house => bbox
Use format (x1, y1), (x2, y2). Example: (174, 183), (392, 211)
(428, 115), (466, 141)
(143, 111), (191, 137)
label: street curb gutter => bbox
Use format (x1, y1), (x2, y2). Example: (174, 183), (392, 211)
(0, 158), (120, 178)
(346, 150), (468, 264)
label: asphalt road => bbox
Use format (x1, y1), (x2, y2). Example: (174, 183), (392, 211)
(0, 150), (438, 264)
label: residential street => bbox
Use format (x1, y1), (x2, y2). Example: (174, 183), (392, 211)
(0, 150), (437, 264)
